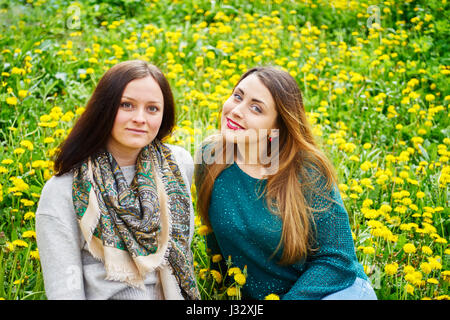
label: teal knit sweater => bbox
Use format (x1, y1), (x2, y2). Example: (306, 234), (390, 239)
(206, 162), (368, 300)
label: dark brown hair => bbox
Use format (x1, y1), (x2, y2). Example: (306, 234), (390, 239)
(54, 60), (175, 176)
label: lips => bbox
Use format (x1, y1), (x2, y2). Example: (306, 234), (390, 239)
(126, 128), (147, 134)
(226, 118), (245, 130)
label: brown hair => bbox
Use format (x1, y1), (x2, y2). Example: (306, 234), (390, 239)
(195, 66), (338, 265)
(54, 60), (175, 176)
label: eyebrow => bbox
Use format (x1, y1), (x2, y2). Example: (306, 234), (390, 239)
(122, 96), (162, 105)
(235, 87), (267, 108)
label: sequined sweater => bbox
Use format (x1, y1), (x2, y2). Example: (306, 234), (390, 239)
(206, 162), (368, 300)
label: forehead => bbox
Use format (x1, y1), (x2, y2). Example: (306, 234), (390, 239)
(122, 76), (163, 102)
(236, 74), (275, 108)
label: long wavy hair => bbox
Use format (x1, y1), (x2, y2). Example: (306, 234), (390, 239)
(53, 60), (175, 176)
(195, 66), (338, 265)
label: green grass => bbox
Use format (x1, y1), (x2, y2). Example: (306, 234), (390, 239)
(0, 0), (448, 300)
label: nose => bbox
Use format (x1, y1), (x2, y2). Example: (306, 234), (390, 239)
(229, 101), (245, 119)
(132, 106), (146, 124)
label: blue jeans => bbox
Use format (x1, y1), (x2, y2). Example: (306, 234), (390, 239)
(321, 277), (377, 300)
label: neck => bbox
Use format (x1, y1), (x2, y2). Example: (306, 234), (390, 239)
(235, 141), (269, 166)
(106, 145), (140, 167)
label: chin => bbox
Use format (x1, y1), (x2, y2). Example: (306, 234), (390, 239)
(126, 140), (153, 150)
(222, 129), (254, 145)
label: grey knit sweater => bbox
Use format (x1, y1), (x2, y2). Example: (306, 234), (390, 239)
(35, 144), (195, 300)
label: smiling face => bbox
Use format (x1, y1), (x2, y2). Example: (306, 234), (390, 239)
(221, 73), (278, 145)
(107, 76), (164, 161)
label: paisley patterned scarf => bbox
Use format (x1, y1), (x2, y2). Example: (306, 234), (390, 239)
(72, 139), (199, 300)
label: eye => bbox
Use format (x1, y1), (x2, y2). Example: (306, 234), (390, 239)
(251, 105), (262, 113)
(233, 93), (242, 101)
(120, 102), (133, 109)
(147, 105), (159, 112)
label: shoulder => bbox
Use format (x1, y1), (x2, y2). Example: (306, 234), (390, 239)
(37, 171), (74, 219)
(298, 155), (336, 192)
(165, 143), (194, 183)
(40, 172), (73, 199)
(165, 143), (193, 166)
(298, 160), (345, 216)
(35, 172), (83, 254)
(192, 135), (224, 171)
(193, 135), (224, 181)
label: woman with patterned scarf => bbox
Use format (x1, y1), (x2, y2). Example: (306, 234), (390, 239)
(36, 60), (200, 300)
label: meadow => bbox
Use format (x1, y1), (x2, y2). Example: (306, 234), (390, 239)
(0, 0), (448, 300)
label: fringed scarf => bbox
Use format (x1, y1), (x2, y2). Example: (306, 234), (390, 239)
(72, 139), (200, 300)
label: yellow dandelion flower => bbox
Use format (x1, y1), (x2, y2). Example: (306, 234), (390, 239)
(5, 241), (14, 252)
(421, 246), (433, 255)
(22, 230), (36, 239)
(362, 199), (373, 207)
(427, 257), (442, 270)
(228, 267), (241, 276)
(12, 239), (28, 248)
(199, 268), (208, 280)
(416, 191), (425, 199)
(442, 271), (450, 282)
(13, 147), (25, 155)
(30, 249), (40, 260)
(360, 161), (372, 171)
(210, 270), (222, 283)
(24, 211), (35, 220)
(403, 265), (415, 274)
(227, 286), (238, 296)
(20, 140), (34, 151)
(264, 293), (280, 300)
(363, 247), (375, 255)
(360, 178), (374, 189)
(43, 137), (55, 144)
(384, 263), (399, 276)
(406, 284), (414, 294)
(197, 225), (212, 236)
(403, 243), (416, 254)
(6, 96), (18, 105)
(76, 107), (86, 115)
(60, 112), (74, 122)
(20, 199), (34, 207)
(234, 273), (246, 286)
(420, 262), (432, 275)
(1, 159), (13, 165)
(53, 129), (66, 138)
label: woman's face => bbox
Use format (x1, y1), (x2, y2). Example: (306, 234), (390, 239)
(107, 76), (164, 158)
(221, 73), (278, 144)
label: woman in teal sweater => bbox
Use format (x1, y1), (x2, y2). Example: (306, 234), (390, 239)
(194, 66), (377, 300)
